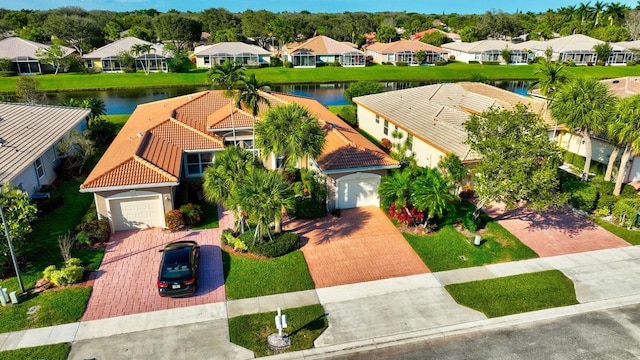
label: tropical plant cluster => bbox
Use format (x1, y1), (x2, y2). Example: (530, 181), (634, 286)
(42, 258), (84, 287)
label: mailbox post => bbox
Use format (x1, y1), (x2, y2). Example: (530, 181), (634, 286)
(267, 307), (291, 352)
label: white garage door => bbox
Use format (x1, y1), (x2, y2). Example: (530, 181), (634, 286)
(337, 173), (381, 209)
(110, 195), (165, 231)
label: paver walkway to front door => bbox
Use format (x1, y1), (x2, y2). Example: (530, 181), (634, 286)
(484, 204), (630, 257)
(284, 207), (430, 288)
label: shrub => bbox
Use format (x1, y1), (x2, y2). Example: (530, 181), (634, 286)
(76, 231), (91, 246)
(43, 258), (84, 287)
(586, 61), (593, 66)
(329, 60), (342, 67)
(612, 198), (640, 227)
(621, 184), (638, 198)
(33, 188), (64, 215)
(596, 60), (605, 66)
(246, 231), (301, 257)
(179, 203), (202, 225)
(88, 118), (117, 146)
(222, 231), (248, 251)
(449, 55), (456, 60)
(434, 61), (448, 66)
(165, 209), (185, 231)
(289, 197), (326, 219)
(388, 203), (424, 225)
(283, 61), (293, 68)
(76, 219), (111, 244)
(462, 212), (479, 232)
(270, 57), (283, 67)
(468, 60), (480, 64)
(562, 180), (598, 212)
(482, 61), (500, 65)
(567, 61), (577, 67)
(596, 194), (618, 213)
(459, 187), (476, 199)
(395, 61), (408, 66)
(221, 228), (234, 246)
(593, 180), (615, 195)
(627, 61), (636, 66)
(339, 106), (357, 127)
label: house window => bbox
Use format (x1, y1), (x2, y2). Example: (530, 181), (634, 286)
(375, 115), (380, 124)
(185, 152), (214, 177)
(204, 57), (210, 65)
(34, 157), (45, 179)
(383, 120), (389, 135)
(275, 154), (285, 169)
(406, 134), (413, 151)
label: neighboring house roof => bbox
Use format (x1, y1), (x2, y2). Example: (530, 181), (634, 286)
(285, 35), (364, 55)
(0, 103), (89, 184)
(193, 42), (271, 56)
(613, 40), (640, 50)
(411, 28), (461, 42)
(441, 39), (514, 53)
(353, 83), (552, 162)
(517, 34), (624, 53)
(366, 39), (447, 53)
(0, 37), (74, 60)
(83, 37), (170, 59)
(600, 77), (640, 98)
(81, 90), (397, 191)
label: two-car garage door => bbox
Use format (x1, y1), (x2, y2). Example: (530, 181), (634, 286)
(336, 173), (381, 209)
(109, 193), (165, 232)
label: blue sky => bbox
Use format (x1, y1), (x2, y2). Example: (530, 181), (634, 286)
(3, 0), (638, 14)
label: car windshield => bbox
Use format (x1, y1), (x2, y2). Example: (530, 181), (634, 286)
(161, 247), (192, 279)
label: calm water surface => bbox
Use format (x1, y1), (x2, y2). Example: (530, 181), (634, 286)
(44, 81), (531, 115)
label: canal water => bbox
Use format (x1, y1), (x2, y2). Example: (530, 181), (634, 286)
(43, 81), (531, 115)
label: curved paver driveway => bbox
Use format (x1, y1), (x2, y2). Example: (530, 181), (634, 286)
(285, 207), (430, 288)
(484, 204), (630, 257)
(82, 206), (232, 321)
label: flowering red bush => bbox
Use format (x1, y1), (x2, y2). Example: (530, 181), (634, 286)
(165, 209), (185, 231)
(388, 203), (424, 225)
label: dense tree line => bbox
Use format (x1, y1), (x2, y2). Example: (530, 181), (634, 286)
(1, 2), (640, 53)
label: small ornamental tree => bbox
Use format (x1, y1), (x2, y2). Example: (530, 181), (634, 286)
(0, 183), (38, 276)
(35, 44), (69, 75)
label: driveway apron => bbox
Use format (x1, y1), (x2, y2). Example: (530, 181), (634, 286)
(484, 204), (631, 257)
(82, 206), (232, 321)
(285, 207), (430, 288)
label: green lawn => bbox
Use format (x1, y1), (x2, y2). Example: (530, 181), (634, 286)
(0, 343), (70, 360)
(0, 287), (91, 333)
(592, 217), (640, 245)
(105, 114), (130, 131)
(229, 304), (327, 357)
(403, 202), (538, 272)
(191, 202), (219, 230)
(223, 250), (315, 299)
(445, 270), (578, 318)
(1, 63), (638, 93)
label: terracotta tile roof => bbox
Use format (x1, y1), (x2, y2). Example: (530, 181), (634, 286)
(82, 89), (397, 191)
(367, 39), (447, 53)
(209, 108), (255, 129)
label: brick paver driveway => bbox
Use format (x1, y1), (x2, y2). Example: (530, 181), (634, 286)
(82, 207), (231, 321)
(484, 204), (631, 257)
(284, 207), (429, 288)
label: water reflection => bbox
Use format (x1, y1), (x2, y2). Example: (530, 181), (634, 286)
(43, 81), (531, 115)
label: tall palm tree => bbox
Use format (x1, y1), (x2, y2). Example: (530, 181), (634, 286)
(59, 97), (106, 126)
(609, 95), (640, 195)
(208, 59), (245, 145)
(411, 167), (459, 224)
(594, 1), (607, 25)
(255, 102), (326, 174)
(202, 146), (263, 232)
(131, 43), (153, 75)
(231, 168), (295, 244)
(235, 73), (270, 159)
(578, 2), (595, 25)
(551, 78), (615, 180)
(533, 59), (569, 140)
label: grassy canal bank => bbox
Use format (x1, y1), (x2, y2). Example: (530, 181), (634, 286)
(1, 62), (638, 93)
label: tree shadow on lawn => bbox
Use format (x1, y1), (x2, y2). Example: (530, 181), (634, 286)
(283, 208), (373, 246)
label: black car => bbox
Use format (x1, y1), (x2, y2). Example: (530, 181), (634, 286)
(157, 241), (200, 297)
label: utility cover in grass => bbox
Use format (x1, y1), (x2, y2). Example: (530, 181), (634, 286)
(445, 270), (578, 318)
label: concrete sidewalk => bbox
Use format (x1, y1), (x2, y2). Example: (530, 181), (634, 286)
(4, 245), (640, 358)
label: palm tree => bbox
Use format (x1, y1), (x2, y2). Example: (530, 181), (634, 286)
(235, 73), (270, 159)
(551, 78), (615, 180)
(437, 153), (467, 195)
(131, 43), (153, 75)
(202, 146), (263, 232)
(594, 1), (607, 25)
(533, 59), (569, 140)
(59, 97), (106, 126)
(578, 2), (595, 25)
(609, 95), (640, 195)
(231, 168), (295, 244)
(410, 167), (459, 224)
(378, 168), (415, 210)
(208, 59), (245, 145)
(255, 102), (326, 174)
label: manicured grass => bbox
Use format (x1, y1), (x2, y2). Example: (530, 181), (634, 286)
(445, 270), (578, 318)
(592, 217), (640, 245)
(229, 304), (327, 357)
(0, 343), (70, 360)
(1, 63), (638, 93)
(403, 202), (538, 272)
(223, 250), (315, 299)
(105, 114), (130, 131)
(0, 287), (91, 333)
(191, 202), (219, 230)
(327, 105), (348, 115)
